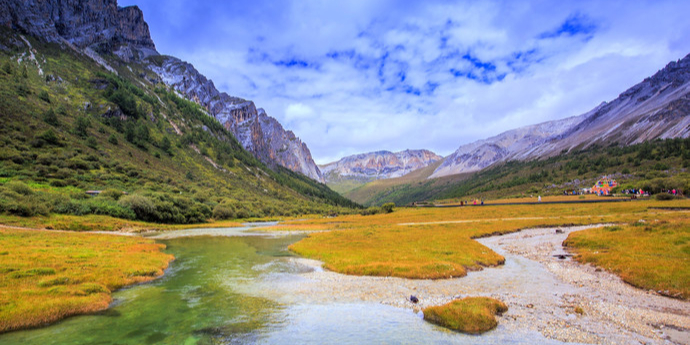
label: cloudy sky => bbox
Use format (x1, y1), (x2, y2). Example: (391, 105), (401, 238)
(120, 0), (690, 164)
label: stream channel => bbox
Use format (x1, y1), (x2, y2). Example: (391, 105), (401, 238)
(0, 223), (587, 344)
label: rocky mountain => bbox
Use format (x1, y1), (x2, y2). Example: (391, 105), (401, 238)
(432, 53), (690, 178)
(0, 0), (324, 182)
(0, 0), (154, 50)
(430, 115), (587, 178)
(321, 149), (442, 181)
(148, 56), (324, 182)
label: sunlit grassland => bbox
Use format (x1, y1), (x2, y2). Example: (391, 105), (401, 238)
(0, 227), (174, 333)
(438, 194), (629, 205)
(564, 218), (690, 300)
(423, 297), (508, 334)
(287, 199), (690, 283)
(0, 214), (248, 232)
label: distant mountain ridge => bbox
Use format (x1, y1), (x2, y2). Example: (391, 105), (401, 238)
(0, 0), (324, 182)
(432, 53), (690, 178)
(320, 149), (442, 190)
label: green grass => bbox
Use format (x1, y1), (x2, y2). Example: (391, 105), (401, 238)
(423, 297), (508, 334)
(564, 218), (690, 299)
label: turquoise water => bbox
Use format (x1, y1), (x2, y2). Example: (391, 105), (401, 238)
(0, 228), (579, 344)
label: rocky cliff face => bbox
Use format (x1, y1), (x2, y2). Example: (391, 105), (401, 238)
(149, 56), (324, 182)
(0, 0), (325, 182)
(0, 0), (154, 50)
(321, 149), (442, 182)
(432, 53), (690, 178)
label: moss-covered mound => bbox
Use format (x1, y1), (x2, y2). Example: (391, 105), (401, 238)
(423, 297), (508, 334)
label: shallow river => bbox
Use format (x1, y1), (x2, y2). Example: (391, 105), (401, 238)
(0, 225), (584, 344)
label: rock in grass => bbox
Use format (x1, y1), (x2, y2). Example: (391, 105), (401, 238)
(410, 295), (419, 303)
(422, 297), (508, 334)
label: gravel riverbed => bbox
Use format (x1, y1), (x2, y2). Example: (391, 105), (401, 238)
(241, 224), (689, 344)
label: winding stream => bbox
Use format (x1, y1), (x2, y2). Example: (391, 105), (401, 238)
(1, 225), (685, 344)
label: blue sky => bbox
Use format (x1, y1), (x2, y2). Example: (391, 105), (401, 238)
(119, 0), (690, 164)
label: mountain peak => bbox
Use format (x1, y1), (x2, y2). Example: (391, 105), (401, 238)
(321, 149), (443, 181)
(0, 0), (155, 51)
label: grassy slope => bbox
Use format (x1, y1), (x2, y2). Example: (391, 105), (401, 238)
(0, 29), (357, 225)
(347, 140), (690, 206)
(0, 227), (173, 333)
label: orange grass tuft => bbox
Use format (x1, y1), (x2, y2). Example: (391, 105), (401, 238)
(0, 227), (174, 333)
(423, 297), (508, 334)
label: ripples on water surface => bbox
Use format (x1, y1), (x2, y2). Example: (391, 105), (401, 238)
(0, 227), (580, 345)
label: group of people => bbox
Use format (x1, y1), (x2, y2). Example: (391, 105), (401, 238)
(621, 189), (647, 196)
(459, 199), (484, 206)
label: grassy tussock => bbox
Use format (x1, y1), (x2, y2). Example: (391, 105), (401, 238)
(564, 218), (690, 300)
(0, 227), (174, 333)
(288, 199), (690, 280)
(423, 297), (508, 334)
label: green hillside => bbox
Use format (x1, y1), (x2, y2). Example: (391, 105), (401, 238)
(347, 140), (690, 206)
(0, 30), (358, 224)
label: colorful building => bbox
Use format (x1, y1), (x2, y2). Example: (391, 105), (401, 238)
(591, 177), (618, 196)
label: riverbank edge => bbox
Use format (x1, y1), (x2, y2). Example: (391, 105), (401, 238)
(0, 226), (175, 334)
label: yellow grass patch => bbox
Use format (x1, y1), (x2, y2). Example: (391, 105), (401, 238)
(423, 297), (508, 334)
(0, 214), (245, 233)
(564, 218), (690, 300)
(288, 200), (690, 281)
(0, 227), (174, 333)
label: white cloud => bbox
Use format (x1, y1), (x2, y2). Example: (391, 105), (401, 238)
(120, 0), (690, 164)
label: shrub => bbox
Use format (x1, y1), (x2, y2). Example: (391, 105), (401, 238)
(655, 193), (676, 201)
(381, 202), (395, 213)
(49, 179), (68, 187)
(2, 61), (11, 74)
(16, 84), (30, 97)
(99, 189), (124, 201)
(212, 204), (236, 220)
(118, 194), (156, 221)
(360, 207), (381, 216)
(6, 181), (33, 196)
(87, 199), (136, 219)
(56, 104), (67, 116)
(38, 90), (51, 103)
(67, 158), (91, 170)
(86, 137), (98, 149)
(38, 129), (60, 146)
(42, 108), (59, 126)
(74, 116), (91, 138)
(108, 134), (119, 145)
(160, 136), (172, 155)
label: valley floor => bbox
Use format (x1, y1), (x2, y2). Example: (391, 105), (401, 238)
(243, 225), (690, 344)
